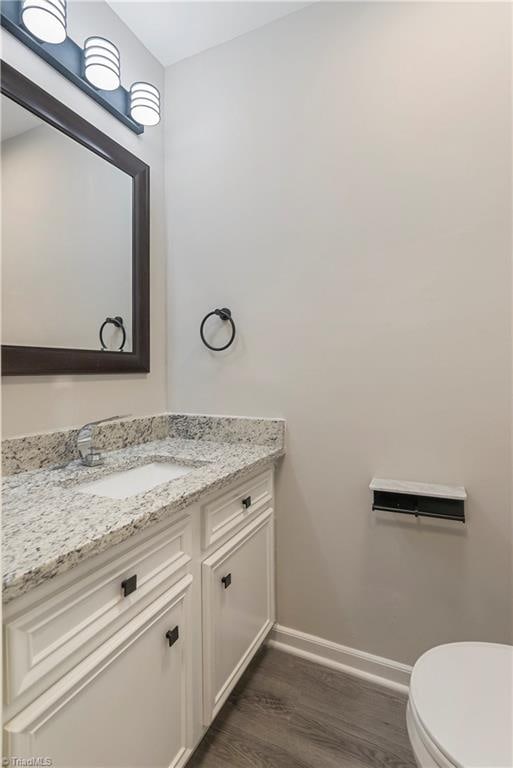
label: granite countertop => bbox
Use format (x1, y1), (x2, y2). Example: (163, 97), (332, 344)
(3, 436), (283, 604)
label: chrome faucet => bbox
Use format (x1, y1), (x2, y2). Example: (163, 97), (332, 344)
(77, 415), (130, 467)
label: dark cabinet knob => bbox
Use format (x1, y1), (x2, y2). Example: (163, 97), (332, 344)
(242, 496), (252, 509)
(121, 574), (137, 597)
(165, 626), (179, 647)
(221, 573), (232, 589)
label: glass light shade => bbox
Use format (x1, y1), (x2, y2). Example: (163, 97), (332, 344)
(21, 0), (66, 44)
(130, 82), (160, 126)
(84, 37), (120, 91)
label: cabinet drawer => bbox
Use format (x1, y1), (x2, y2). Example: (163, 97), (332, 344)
(4, 515), (191, 704)
(5, 574), (193, 768)
(202, 470), (272, 550)
(202, 508), (275, 724)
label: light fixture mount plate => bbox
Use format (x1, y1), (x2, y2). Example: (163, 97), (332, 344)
(0, 0), (144, 134)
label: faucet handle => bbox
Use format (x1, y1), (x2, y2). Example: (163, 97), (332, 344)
(83, 449), (104, 467)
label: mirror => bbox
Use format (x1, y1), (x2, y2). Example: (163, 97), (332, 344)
(1, 62), (149, 375)
(2, 95), (133, 352)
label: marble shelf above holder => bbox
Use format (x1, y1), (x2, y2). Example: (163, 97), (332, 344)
(369, 478), (467, 501)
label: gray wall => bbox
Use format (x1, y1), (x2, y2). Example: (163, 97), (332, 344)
(1, 0), (167, 437)
(165, 2), (512, 664)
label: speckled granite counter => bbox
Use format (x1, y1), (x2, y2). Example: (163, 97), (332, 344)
(3, 429), (284, 604)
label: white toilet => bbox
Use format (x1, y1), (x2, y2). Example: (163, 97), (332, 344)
(407, 642), (513, 768)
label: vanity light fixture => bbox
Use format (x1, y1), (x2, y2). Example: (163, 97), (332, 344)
(0, 1), (161, 133)
(21, 0), (66, 44)
(130, 82), (160, 126)
(84, 36), (120, 91)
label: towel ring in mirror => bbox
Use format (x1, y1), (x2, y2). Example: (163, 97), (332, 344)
(99, 316), (127, 351)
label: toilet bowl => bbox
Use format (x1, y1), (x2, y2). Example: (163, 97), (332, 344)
(407, 642), (513, 768)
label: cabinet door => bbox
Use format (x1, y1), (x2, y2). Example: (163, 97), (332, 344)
(202, 509), (274, 724)
(5, 575), (193, 768)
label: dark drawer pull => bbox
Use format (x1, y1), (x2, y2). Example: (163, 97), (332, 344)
(221, 573), (232, 589)
(242, 496), (252, 509)
(165, 626), (179, 647)
(121, 574), (137, 597)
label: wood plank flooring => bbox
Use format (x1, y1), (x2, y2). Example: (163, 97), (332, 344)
(189, 646), (416, 768)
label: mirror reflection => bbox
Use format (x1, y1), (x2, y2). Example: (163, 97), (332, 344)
(1, 95), (133, 352)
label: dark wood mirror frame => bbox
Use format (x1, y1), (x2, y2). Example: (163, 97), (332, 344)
(1, 61), (150, 375)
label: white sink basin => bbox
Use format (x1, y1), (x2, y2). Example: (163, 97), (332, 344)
(76, 461), (193, 500)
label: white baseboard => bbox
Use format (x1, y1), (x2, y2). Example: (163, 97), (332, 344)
(267, 624), (411, 695)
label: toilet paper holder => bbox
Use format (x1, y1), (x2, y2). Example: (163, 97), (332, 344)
(370, 478), (466, 523)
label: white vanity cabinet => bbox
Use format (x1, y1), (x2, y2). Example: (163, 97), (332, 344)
(3, 467), (276, 768)
(5, 575), (192, 768)
(202, 508), (274, 724)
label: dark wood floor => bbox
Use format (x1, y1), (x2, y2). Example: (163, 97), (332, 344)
(189, 646), (416, 768)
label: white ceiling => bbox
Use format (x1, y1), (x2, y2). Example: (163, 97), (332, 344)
(106, 1), (311, 67)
